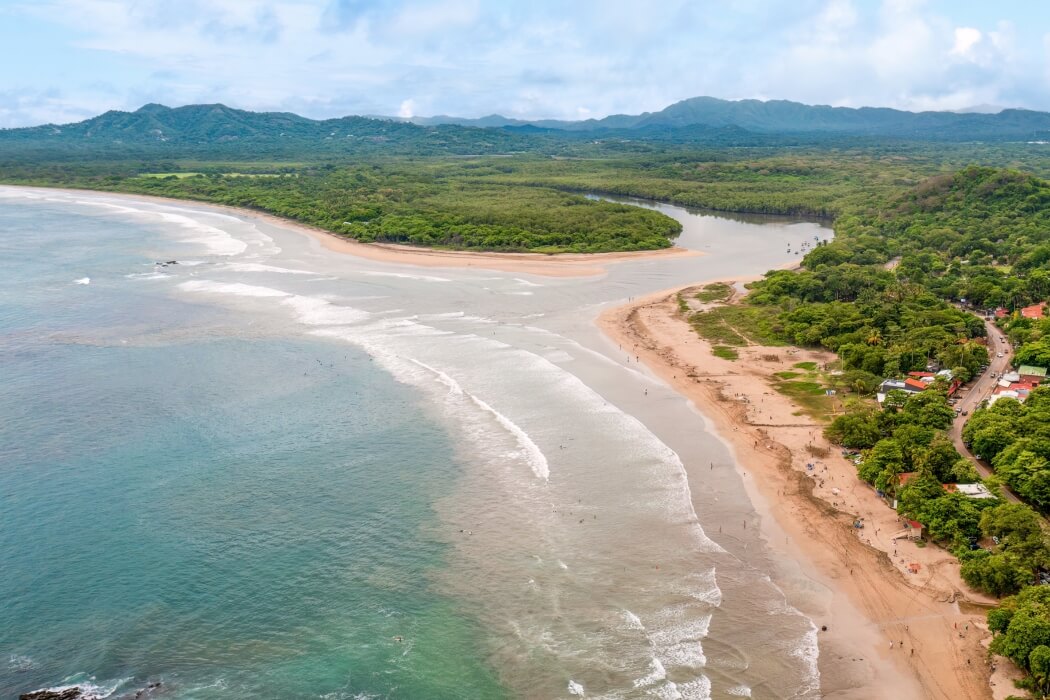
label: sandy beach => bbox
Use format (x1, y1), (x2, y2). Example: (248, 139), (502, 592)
(39, 187), (703, 278)
(597, 283), (1012, 699)
(6, 183), (1016, 697)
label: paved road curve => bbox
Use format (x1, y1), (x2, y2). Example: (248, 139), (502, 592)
(948, 315), (1019, 502)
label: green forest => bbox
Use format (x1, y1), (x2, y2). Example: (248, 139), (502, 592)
(720, 165), (1050, 692)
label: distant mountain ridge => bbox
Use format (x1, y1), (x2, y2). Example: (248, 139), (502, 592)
(395, 96), (1050, 140)
(3, 97), (1050, 159)
(0, 102), (531, 158)
(5, 102), (475, 142)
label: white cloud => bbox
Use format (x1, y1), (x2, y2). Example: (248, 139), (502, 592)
(951, 27), (982, 57)
(0, 0), (1048, 126)
(397, 98), (416, 118)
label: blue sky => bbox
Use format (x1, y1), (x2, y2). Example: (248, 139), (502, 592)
(1, 0), (1049, 127)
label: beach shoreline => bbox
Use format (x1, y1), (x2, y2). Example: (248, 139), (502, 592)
(5, 183), (1003, 696)
(598, 284), (999, 699)
(7, 185), (702, 277)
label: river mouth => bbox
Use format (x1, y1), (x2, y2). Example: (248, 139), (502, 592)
(586, 193), (832, 259)
(2, 186), (834, 699)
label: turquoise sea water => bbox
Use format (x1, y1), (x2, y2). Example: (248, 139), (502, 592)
(2, 189), (841, 699)
(0, 202), (505, 697)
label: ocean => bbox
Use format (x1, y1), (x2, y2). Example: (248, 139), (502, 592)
(0, 187), (832, 699)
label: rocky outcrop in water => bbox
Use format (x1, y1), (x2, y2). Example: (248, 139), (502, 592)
(19, 682), (161, 700)
(20, 689), (85, 700)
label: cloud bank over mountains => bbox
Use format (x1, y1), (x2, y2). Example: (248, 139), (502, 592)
(1, 0), (1049, 128)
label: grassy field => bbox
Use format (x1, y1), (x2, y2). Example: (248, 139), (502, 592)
(689, 305), (785, 348)
(695, 282), (733, 303)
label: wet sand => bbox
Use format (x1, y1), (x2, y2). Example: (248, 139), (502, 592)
(598, 284), (997, 699)
(40, 187), (703, 277)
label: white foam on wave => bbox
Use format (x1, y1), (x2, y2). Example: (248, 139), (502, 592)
(673, 568), (722, 607)
(410, 358), (550, 481)
(633, 657), (668, 688)
(622, 609), (644, 630)
(177, 279), (374, 329)
(359, 270), (452, 283)
(174, 277), (720, 552)
(543, 349), (574, 363)
(726, 685), (752, 697)
(178, 280), (290, 298)
(669, 676), (713, 700)
(73, 277), (91, 285)
(567, 679), (585, 696)
(470, 392), (550, 481)
(643, 677), (713, 700)
(8, 654), (35, 671)
(400, 319), (723, 553)
(69, 199), (249, 256)
(763, 591), (821, 695)
(281, 295), (372, 325)
(220, 262), (315, 275)
(409, 359), (463, 396)
(791, 623), (821, 697)
(126, 271), (170, 281)
(175, 281), (548, 484)
(158, 212), (248, 256)
(33, 674), (130, 699)
(73, 200), (139, 215)
(521, 323), (652, 377)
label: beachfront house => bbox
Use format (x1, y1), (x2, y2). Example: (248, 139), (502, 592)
(903, 519), (924, 540)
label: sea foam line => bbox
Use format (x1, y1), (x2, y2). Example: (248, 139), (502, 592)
(219, 262), (315, 275)
(410, 358), (550, 481)
(359, 270), (452, 282)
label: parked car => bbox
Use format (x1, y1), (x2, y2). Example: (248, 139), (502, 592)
(997, 352), (1004, 357)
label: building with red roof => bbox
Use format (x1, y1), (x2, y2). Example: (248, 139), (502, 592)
(1021, 303), (1046, 319)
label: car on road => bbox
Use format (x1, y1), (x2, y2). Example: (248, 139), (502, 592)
(997, 352), (1004, 357)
